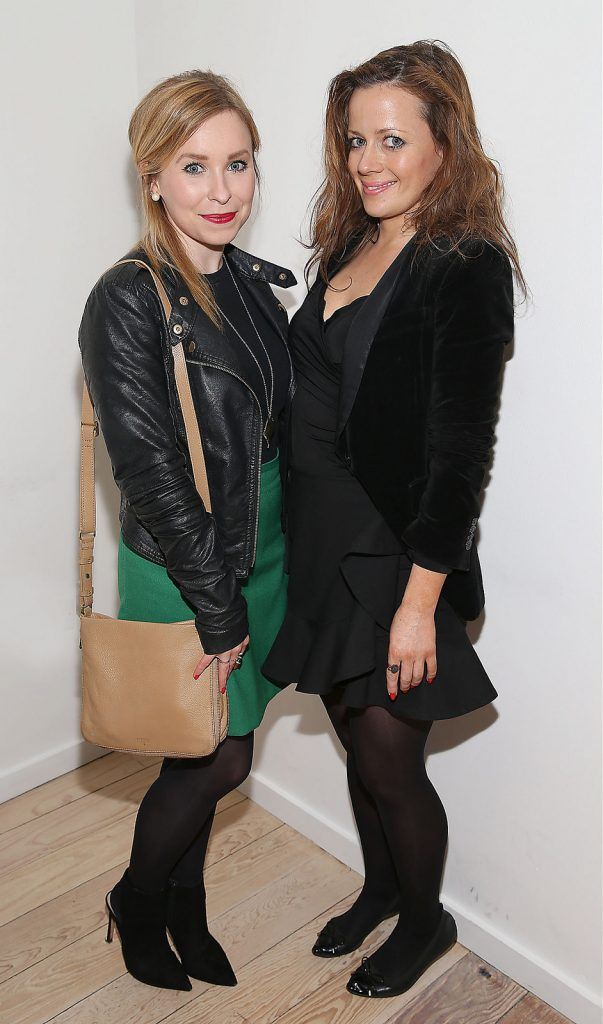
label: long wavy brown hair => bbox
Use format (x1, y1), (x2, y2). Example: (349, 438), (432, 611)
(307, 40), (526, 298)
(128, 70), (260, 326)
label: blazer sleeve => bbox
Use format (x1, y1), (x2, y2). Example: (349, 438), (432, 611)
(402, 242), (514, 571)
(78, 271), (249, 654)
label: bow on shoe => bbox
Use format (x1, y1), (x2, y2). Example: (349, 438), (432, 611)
(314, 919), (344, 944)
(346, 956), (386, 997)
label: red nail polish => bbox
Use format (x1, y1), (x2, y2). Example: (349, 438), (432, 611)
(193, 673), (199, 680)
(221, 687), (226, 694)
(389, 692), (396, 701)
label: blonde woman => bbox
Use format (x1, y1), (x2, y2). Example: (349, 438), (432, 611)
(79, 71), (294, 991)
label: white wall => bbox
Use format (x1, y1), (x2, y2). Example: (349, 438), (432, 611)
(0, 1), (140, 793)
(1, 2), (600, 1022)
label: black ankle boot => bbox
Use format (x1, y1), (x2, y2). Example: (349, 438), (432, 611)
(105, 870), (192, 991)
(166, 877), (237, 986)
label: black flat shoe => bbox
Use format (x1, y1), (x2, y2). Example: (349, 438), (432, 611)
(346, 906), (457, 998)
(166, 877), (237, 986)
(105, 870), (192, 991)
(312, 897), (400, 958)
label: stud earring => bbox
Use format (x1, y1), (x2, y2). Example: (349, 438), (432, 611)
(151, 191), (161, 202)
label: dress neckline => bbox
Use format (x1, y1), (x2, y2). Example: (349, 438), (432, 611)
(320, 231), (418, 325)
(204, 259), (228, 280)
(321, 290), (367, 327)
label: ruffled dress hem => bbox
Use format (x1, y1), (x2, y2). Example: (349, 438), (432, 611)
(263, 515), (498, 722)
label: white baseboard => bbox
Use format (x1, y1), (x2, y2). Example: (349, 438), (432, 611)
(0, 738), (106, 804)
(241, 769), (364, 874)
(443, 896), (602, 1024)
(241, 770), (602, 1024)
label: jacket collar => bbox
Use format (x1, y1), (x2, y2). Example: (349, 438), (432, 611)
(224, 243), (296, 289)
(119, 245), (294, 393)
(335, 235), (418, 441)
(121, 243), (295, 342)
(122, 243), (296, 288)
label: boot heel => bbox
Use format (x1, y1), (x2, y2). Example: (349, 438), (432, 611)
(105, 894), (116, 943)
(103, 871), (192, 990)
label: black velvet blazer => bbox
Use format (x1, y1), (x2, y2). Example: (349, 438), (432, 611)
(333, 235), (514, 620)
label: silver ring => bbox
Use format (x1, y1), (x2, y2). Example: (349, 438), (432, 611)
(234, 654), (244, 667)
(387, 663), (400, 674)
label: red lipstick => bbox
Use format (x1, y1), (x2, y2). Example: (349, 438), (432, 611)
(200, 212), (236, 224)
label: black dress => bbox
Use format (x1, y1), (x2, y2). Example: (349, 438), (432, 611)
(263, 276), (498, 720)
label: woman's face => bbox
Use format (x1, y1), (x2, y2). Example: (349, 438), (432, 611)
(150, 110), (255, 265)
(346, 85), (443, 231)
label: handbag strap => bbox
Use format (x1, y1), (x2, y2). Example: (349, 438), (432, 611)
(80, 258), (211, 616)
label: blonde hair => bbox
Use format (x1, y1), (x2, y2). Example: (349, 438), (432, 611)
(128, 70), (260, 325)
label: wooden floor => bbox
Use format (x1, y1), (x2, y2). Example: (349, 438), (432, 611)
(0, 752), (570, 1024)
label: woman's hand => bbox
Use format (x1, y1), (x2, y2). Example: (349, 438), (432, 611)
(193, 634), (250, 694)
(387, 565), (447, 698)
(387, 603), (437, 697)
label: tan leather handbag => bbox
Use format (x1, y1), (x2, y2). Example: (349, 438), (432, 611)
(79, 259), (228, 758)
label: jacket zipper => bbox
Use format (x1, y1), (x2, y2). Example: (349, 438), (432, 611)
(196, 358), (263, 567)
(281, 332), (295, 401)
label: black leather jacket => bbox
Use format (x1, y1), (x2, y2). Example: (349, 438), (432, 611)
(79, 244), (296, 654)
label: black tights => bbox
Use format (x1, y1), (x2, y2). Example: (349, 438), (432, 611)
(323, 694), (448, 975)
(128, 734), (253, 892)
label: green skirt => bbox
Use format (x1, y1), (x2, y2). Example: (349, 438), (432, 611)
(117, 455), (286, 736)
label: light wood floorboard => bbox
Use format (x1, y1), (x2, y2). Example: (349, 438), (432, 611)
(0, 754), (156, 835)
(384, 951), (524, 1024)
(498, 992), (574, 1024)
(0, 752), (571, 1024)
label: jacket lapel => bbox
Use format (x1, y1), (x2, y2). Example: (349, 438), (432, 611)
(125, 245), (292, 382)
(155, 265), (248, 377)
(335, 238), (417, 441)
(192, 312), (250, 376)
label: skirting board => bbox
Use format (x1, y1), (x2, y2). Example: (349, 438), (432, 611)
(0, 737), (105, 805)
(240, 770), (603, 1024)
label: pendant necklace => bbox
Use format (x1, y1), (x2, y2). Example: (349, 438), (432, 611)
(213, 257), (276, 444)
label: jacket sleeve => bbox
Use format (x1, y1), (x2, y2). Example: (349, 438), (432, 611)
(402, 242), (514, 571)
(78, 270), (249, 654)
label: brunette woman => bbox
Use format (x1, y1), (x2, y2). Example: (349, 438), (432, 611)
(79, 71), (294, 991)
(264, 41), (521, 997)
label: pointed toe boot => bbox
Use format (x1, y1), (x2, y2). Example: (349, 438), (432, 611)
(166, 878), (237, 986)
(105, 870), (192, 991)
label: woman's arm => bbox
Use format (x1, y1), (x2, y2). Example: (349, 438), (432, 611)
(388, 242), (514, 695)
(79, 269), (248, 655)
(402, 241), (514, 568)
